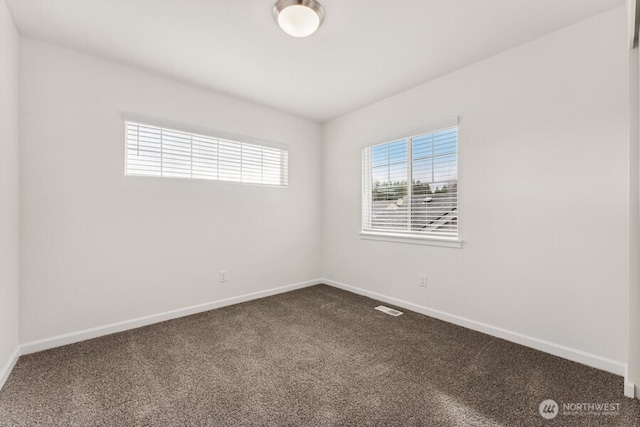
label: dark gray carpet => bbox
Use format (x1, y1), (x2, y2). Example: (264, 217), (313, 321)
(0, 284), (638, 426)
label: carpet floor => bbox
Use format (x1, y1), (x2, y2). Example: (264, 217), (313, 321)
(0, 284), (638, 426)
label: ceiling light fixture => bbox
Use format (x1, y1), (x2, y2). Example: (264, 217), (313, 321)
(273, 0), (325, 38)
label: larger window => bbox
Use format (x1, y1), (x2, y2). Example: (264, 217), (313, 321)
(125, 119), (288, 187)
(362, 118), (458, 241)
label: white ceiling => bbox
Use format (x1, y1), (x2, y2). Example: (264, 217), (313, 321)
(6, 0), (624, 122)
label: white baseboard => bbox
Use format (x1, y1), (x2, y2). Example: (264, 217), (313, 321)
(21, 278), (322, 355)
(0, 346), (20, 391)
(624, 379), (636, 398)
(322, 278), (627, 377)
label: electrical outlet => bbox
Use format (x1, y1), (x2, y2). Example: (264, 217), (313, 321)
(419, 274), (427, 287)
(219, 271), (228, 283)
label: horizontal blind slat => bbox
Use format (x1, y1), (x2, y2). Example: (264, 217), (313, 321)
(125, 120), (287, 186)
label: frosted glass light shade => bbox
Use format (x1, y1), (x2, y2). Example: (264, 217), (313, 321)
(273, 0), (325, 38)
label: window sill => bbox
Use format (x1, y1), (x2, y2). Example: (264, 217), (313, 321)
(360, 232), (462, 248)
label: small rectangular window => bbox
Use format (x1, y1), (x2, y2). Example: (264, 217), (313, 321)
(125, 119), (288, 187)
(362, 118), (458, 241)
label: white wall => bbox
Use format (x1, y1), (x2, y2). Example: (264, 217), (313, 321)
(19, 38), (322, 343)
(630, 45), (640, 396)
(322, 8), (629, 365)
(0, 0), (20, 378)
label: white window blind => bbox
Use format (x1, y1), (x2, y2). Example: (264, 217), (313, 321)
(125, 120), (288, 187)
(362, 118), (458, 240)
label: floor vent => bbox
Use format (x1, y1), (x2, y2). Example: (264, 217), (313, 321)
(375, 305), (403, 316)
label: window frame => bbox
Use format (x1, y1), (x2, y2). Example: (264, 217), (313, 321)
(360, 118), (462, 248)
(123, 113), (289, 188)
